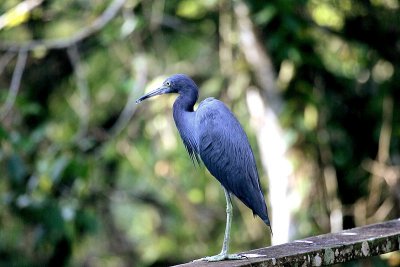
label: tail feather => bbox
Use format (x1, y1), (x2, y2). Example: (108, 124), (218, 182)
(263, 219), (273, 236)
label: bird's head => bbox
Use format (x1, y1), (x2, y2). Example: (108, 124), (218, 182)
(136, 74), (198, 103)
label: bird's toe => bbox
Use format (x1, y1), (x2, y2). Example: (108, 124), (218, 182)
(193, 253), (245, 262)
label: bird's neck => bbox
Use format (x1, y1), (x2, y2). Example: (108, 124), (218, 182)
(172, 93), (197, 124)
(172, 94), (199, 155)
(174, 91), (197, 112)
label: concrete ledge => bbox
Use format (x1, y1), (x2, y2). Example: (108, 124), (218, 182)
(175, 219), (400, 266)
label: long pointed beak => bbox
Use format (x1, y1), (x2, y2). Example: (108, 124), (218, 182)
(136, 86), (171, 104)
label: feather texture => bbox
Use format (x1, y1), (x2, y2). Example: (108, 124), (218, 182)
(195, 98), (270, 225)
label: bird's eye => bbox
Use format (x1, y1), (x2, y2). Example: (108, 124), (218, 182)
(165, 81), (171, 86)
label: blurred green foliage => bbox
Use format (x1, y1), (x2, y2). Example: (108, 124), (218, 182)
(0, 0), (399, 266)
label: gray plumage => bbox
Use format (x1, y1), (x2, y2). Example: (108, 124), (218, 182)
(136, 74), (271, 261)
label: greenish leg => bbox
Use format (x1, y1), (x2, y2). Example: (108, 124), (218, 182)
(195, 187), (245, 262)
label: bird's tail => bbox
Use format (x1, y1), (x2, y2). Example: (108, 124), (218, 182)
(264, 219), (273, 236)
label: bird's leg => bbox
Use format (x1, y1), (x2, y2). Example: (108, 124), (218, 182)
(220, 187), (233, 255)
(195, 187), (245, 262)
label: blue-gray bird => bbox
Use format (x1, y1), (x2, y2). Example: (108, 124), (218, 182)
(136, 74), (271, 261)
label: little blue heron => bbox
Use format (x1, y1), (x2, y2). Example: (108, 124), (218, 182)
(136, 74), (271, 261)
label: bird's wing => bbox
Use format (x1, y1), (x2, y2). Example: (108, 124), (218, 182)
(196, 98), (270, 224)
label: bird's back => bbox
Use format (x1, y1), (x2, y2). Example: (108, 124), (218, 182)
(195, 98), (270, 226)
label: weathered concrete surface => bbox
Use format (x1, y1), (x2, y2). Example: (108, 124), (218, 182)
(175, 219), (400, 267)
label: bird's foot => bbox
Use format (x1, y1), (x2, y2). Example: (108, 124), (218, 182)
(194, 253), (245, 262)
